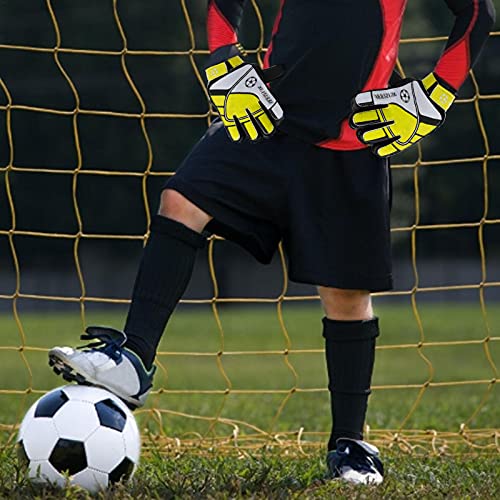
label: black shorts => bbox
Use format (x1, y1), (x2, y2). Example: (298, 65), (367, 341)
(165, 121), (392, 292)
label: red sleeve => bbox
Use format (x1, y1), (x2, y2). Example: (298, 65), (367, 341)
(207, 0), (247, 53)
(434, 0), (496, 91)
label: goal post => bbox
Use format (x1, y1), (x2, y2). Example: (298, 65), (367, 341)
(0, 0), (498, 454)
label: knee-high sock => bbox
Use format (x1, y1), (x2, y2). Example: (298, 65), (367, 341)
(323, 317), (379, 451)
(124, 215), (206, 369)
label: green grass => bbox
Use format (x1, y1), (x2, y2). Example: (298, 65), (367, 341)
(1, 446), (499, 499)
(0, 302), (499, 497)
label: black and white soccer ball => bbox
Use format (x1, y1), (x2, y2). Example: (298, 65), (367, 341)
(17, 385), (140, 492)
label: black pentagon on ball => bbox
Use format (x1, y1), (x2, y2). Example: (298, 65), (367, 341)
(95, 399), (127, 432)
(109, 457), (134, 484)
(34, 390), (69, 418)
(16, 440), (29, 468)
(49, 438), (87, 475)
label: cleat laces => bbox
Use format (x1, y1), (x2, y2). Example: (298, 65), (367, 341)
(77, 326), (128, 363)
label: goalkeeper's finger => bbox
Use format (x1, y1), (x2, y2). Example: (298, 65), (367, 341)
(374, 140), (406, 158)
(353, 90), (375, 108)
(224, 118), (242, 142)
(359, 125), (392, 144)
(350, 109), (382, 128)
(241, 114), (260, 141)
(267, 101), (284, 122)
(256, 111), (275, 136)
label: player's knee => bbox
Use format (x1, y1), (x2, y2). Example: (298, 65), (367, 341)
(318, 286), (373, 321)
(159, 189), (212, 233)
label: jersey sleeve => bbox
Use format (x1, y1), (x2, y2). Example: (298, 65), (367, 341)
(434, 0), (496, 91)
(207, 0), (248, 53)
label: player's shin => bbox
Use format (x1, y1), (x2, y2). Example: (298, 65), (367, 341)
(123, 215), (206, 369)
(322, 317), (379, 450)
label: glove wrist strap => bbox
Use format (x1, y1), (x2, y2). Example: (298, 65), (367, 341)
(205, 43), (246, 83)
(206, 54), (245, 83)
(422, 72), (456, 112)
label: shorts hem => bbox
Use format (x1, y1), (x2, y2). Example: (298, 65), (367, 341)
(287, 270), (393, 293)
(164, 177), (278, 264)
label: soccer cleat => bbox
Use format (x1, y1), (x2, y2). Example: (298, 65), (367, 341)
(48, 326), (155, 409)
(327, 438), (384, 485)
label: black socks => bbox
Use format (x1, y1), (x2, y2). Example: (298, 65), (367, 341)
(323, 317), (379, 451)
(123, 214), (379, 445)
(124, 215), (206, 370)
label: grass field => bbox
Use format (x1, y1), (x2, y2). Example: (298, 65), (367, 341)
(0, 302), (499, 498)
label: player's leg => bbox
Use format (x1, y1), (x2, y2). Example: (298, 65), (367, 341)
(320, 287), (374, 448)
(319, 286), (383, 484)
(49, 190), (211, 407)
(319, 287), (372, 321)
(122, 189), (211, 370)
(49, 121), (287, 408)
(283, 143), (391, 484)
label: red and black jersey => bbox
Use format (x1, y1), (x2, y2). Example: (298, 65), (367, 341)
(206, 0), (495, 151)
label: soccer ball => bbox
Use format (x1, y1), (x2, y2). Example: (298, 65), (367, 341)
(16, 385), (140, 492)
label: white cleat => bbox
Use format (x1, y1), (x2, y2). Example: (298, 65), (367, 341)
(48, 326), (155, 409)
(327, 438), (384, 485)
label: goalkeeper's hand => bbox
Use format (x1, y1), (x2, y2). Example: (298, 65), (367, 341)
(350, 73), (456, 158)
(205, 55), (284, 142)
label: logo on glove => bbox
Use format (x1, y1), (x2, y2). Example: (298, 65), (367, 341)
(400, 89), (411, 103)
(245, 77), (257, 88)
(399, 89), (410, 103)
(439, 94), (450, 106)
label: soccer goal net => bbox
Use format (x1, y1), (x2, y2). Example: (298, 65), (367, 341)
(0, 1), (498, 455)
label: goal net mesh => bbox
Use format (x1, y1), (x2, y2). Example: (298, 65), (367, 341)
(0, 0), (498, 455)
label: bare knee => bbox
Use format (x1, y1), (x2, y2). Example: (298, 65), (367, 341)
(159, 189), (212, 233)
(318, 286), (373, 321)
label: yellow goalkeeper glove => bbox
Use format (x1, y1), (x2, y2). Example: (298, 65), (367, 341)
(205, 55), (284, 142)
(350, 73), (456, 158)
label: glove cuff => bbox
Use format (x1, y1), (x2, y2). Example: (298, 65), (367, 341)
(205, 44), (245, 83)
(422, 72), (456, 112)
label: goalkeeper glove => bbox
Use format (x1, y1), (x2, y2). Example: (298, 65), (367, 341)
(350, 73), (456, 158)
(205, 55), (284, 142)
